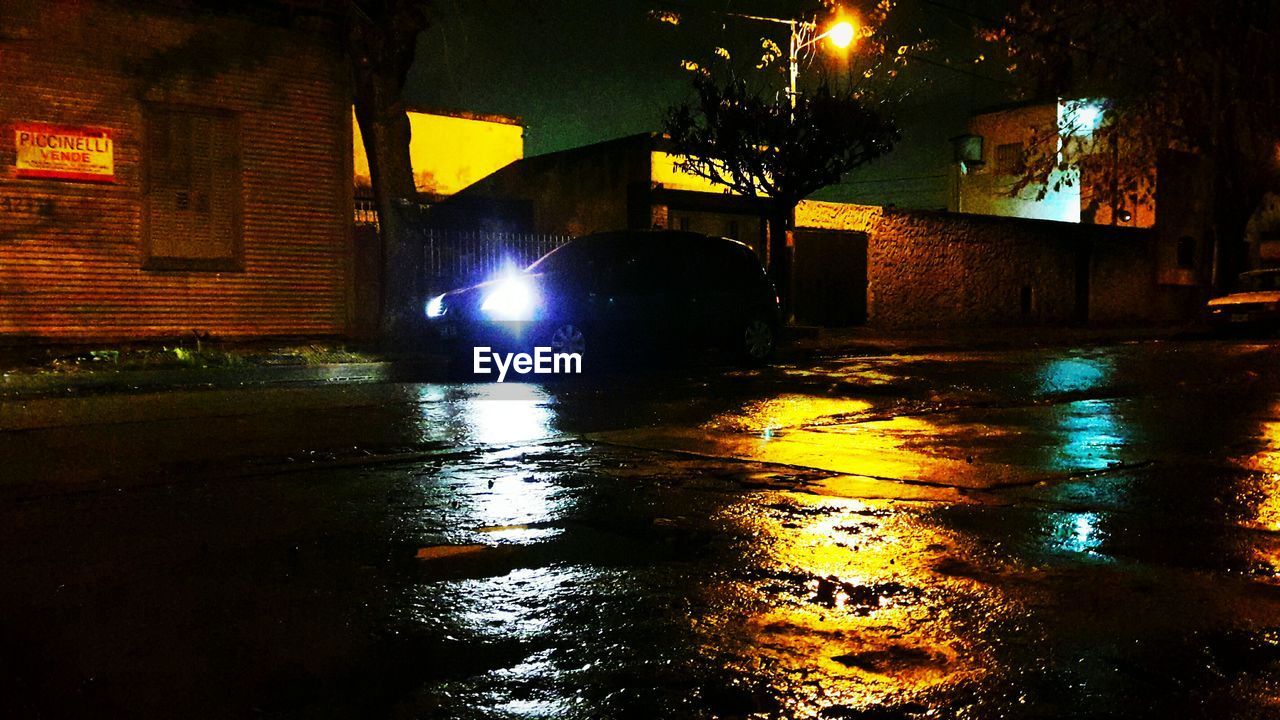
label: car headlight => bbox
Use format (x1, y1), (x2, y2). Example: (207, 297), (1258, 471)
(425, 294), (447, 319)
(480, 277), (538, 321)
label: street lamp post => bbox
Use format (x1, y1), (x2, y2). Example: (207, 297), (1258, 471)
(686, 9), (857, 322)
(725, 12), (856, 114)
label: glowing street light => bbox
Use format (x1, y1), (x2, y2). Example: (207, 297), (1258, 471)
(826, 20), (856, 49)
(726, 11), (860, 114)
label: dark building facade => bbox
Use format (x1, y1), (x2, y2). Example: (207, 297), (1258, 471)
(439, 132), (1193, 329)
(432, 133), (771, 253)
(0, 0), (353, 341)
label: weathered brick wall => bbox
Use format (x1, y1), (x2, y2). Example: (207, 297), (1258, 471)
(0, 1), (353, 341)
(798, 200), (1176, 328)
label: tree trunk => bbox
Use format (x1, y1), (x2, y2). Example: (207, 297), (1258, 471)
(346, 3), (429, 347)
(766, 205), (795, 322)
(353, 83), (419, 344)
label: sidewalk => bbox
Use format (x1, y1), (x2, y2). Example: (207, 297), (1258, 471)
(0, 342), (447, 398)
(787, 322), (1212, 358)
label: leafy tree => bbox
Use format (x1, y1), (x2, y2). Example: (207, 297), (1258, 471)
(984, 0), (1280, 288)
(664, 72), (898, 312)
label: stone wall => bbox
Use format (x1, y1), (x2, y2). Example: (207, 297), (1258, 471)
(797, 201), (1183, 328)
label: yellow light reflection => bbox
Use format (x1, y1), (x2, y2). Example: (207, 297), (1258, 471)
(702, 395), (970, 484)
(703, 395), (873, 437)
(1241, 419), (1280, 533)
(594, 393), (1018, 490)
(1225, 409), (1280, 579)
(697, 491), (999, 715)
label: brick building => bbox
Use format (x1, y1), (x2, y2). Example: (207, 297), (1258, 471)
(0, 0), (353, 341)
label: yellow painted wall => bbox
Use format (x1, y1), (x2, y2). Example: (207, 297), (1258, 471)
(650, 151), (740, 194)
(353, 109), (524, 196)
(651, 150), (775, 195)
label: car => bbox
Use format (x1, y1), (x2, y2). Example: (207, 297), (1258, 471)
(424, 230), (782, 368)
(1206, 269), (1280, 332)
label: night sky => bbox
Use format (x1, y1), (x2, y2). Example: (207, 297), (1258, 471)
(405, 0), (1018, 208)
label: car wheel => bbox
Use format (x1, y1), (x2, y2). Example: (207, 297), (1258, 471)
(741, 316), (776, 363)
(547, 322), (587, 357)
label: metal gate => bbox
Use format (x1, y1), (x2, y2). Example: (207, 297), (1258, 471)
(792, 229), (869, 326)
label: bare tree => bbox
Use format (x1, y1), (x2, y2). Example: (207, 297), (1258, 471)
(664, 73), (898, 312)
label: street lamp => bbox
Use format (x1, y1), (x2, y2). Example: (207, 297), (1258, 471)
(826, 21), (857, 49)
(727, 13), (859, 112)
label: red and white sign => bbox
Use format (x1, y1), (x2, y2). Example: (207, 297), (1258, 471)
(14, 123), (114, 183)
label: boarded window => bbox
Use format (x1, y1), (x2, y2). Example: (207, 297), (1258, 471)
(144, 106), (242, 270)
(994, 142), (1024, 175)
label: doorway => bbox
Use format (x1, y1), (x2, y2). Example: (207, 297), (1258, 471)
(792, 229), (869, 326)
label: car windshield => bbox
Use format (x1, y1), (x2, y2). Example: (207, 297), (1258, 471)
(527, 236), (626, 274)
(1240, 271), (1280, 291)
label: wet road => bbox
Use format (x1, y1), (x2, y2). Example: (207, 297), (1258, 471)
(5, 339), (1280, 718)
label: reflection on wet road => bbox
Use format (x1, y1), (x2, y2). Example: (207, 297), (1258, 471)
(6, 340), (1280, 718)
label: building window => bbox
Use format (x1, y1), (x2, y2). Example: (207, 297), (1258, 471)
(726, 220), (739, 239)
(677, 216), (691, 231)
(144, 105), (242, 271)
(994, 142), (1024, 176)
(1176, 236), (1197, 269)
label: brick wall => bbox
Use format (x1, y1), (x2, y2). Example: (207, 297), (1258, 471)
(798, 201), (1183, 328)
(0, 0), (353, 341)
